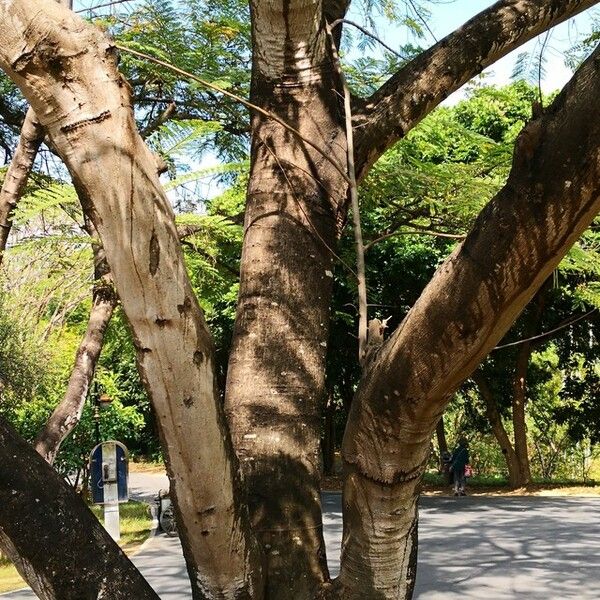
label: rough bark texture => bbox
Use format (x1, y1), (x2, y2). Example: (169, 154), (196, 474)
(0, 417), (160, 600)
(473, 370), (522, 488)
(352, 0), (599, 178)
(0, 107), (44, 264)
(34, 236), (116, 465)
(0, 3), (262, 597)
(337, 44), (600, 599)
(224, 0), (348, 595)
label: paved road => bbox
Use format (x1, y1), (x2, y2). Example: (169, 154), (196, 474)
(4, 474), (600, 599)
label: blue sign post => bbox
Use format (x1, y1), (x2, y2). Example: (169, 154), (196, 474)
(89, 441), (129, 540)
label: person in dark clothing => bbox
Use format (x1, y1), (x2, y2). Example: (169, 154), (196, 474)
(450, 438), (470, 496)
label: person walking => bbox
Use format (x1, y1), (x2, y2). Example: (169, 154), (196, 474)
(450, 438), (470, 496)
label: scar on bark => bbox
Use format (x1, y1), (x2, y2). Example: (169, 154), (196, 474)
(60, 110), (111, 133)
(149, 230), (160, 275)
(177, 297), (192, 315)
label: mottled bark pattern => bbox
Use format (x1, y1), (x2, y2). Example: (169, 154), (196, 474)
(0, 417), (160, 600)
(224, 0), (348, 595)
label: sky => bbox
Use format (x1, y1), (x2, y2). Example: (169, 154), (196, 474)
(346, 0), (597, 102)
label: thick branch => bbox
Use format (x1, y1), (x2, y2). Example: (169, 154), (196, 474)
(0, 416), (159, 600)
(353, 0), (600, 178)
(338, 42), (600, 598)
(0, 107), (45, 265)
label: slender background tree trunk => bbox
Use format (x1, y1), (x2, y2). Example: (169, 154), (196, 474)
(34, 231), (116, 464)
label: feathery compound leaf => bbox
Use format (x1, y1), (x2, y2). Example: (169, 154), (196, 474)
(147, 119), (223, 157)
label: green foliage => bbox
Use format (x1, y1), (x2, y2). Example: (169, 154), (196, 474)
(111, 0), (252, 159)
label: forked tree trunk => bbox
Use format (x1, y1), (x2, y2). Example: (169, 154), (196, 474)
(0, 417), (160, 600)
(473, 370), (522, 488)
(1, 0), (599, 598)
(336, 47), (600, 599)
(0, 3), (262, 597)
(34, 232), (116, 464)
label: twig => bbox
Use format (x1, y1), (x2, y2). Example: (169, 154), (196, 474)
(115, 45), (351, 186)
(329, 19), (407, 59)
(493, 308), (597, 351)
(75, 0), (133, 13)
(365, 228), (465, 250)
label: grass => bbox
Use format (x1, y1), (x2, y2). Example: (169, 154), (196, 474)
(0, 500), (152, 594)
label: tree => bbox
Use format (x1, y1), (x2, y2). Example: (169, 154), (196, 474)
(1, 1), (600, 600)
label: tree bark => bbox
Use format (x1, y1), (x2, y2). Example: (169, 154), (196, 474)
(0, 416), (160, 600)
(0, 3), (263, 597)
(511, 338), (533, 486)
(0, 107), (45, 265)
(435, 416), (448, 457)
(33, 232), (116, 465)
(352, 0), (600, 178)
(224, 0), (348, 595)
(336, 44), (600, 599)
(323, 392), (336, 476)
(472, 370), (522, 488)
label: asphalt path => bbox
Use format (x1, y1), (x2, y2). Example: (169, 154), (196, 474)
(4, 472), (600, 599)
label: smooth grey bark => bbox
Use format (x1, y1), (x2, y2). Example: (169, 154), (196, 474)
(0, 416), (160, 600)
(337, 43), (600, 599)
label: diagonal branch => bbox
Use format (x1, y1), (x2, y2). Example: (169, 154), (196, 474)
(352, 0), (600, 179)
(0, 416), (159, 599)
(34, 224), (117, 465)
(0, 108), (45, 266)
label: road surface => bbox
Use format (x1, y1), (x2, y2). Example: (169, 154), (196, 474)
(4, 473), (600, 599)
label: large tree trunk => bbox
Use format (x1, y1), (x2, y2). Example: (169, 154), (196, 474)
(0, 416), (160, 600)
(0, 108), (44, 265)
(0, 3), (263, 597)
(224, 1), (349, 595)
(34, 232), (116, 464)
(336, 45), (600, 599)
(473, 370), (522, 488)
